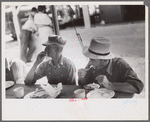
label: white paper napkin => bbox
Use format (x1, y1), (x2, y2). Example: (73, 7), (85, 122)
(41, 83), (63, 98)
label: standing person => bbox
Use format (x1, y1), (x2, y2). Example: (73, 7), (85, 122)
(34, 5), (53, 56)
(20, 7), (38, 63)
(78, 37), (144, 97)
(24, 35), (76, 85)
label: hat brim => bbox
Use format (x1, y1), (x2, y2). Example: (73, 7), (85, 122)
(42, 42), (65, 47)
(82, 47), (115, 59)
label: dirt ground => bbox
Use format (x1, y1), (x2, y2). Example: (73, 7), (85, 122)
(5, 21), (146, 98)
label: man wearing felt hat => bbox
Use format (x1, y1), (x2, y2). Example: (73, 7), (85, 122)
(78, 37), (144, 97)
(25, 35), (76, 85)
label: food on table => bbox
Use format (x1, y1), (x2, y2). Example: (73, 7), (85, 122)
(24, 83), (63, 99)
(86, 88), (115, 98)
(41, 82), (63, 98)
(30, 89), (49, 98)
(103, 93), (110, 98)
(84, 83), (100, 90)
(41, 84), (56, 97)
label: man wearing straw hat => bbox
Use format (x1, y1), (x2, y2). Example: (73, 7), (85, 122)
(78, 37), (144, 95)
(24, 35), (76, 85)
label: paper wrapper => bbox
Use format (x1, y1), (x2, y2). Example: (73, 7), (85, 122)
(41, 83), (63, 98)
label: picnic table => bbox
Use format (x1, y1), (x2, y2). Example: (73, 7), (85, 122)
(6, 83), (134, 99)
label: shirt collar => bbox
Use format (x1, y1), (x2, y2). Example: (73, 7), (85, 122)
(105, 59), (113, 75)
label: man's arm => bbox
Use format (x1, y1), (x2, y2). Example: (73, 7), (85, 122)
(24, 62), (39, 85)
(44, 14), (53, 27)
(102, 78), (140, 94)
(101, 58), (144, 94)
(78, 69), (95, 85)
(24, 51), (46, 85)
(78, 61), (96, 85)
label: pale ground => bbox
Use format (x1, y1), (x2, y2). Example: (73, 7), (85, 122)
(5, 21), (146, 98)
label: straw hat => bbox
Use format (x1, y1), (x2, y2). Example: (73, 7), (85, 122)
(82, 37), (115, 59)
(42, 35), (66, 47)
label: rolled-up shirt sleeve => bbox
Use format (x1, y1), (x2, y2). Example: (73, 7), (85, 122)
(119, 58), (144, 94)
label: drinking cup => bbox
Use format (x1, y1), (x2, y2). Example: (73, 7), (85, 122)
(74, 89), (85, 98)
(14, 87), (24, 98)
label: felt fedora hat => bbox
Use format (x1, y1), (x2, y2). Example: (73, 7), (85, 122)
(83, 37), (115, 59)
(42, 35), (66, 47)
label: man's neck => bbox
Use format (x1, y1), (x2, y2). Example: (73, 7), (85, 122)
(52, 55), (62, 66)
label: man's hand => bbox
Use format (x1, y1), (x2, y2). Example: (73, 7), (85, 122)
(78, 68), (90, 85)
(36, 51), (47, 64)
(95, 75), (105, 84)
(96, 75), (112, 89)
(102, 76), (112, 89)
(78, 68), (88, 79)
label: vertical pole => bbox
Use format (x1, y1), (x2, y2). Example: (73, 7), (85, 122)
(82, 5), (91, 28)
(12, 6), (22, 59)
(75, 5), (80, 19)
(12, 6), (21, 44)
(51, 5), (60, 35)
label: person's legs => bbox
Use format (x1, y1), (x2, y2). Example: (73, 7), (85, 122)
(20, 30), (31, 63)
(26, 34), (36, 62)
(10, 59), (28, 84)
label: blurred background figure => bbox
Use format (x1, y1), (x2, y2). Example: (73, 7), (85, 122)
(6, 57), (14, 81)
(34, 5), (53, 56)
(5, 58), (28, 84)
(20, 7), (38, 63)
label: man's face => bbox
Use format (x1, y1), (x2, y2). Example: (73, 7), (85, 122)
(44, 44), (58, 58)
(89, 59), (110, 69)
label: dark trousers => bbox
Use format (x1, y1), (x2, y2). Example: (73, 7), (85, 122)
(20, 30), (35, 62)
